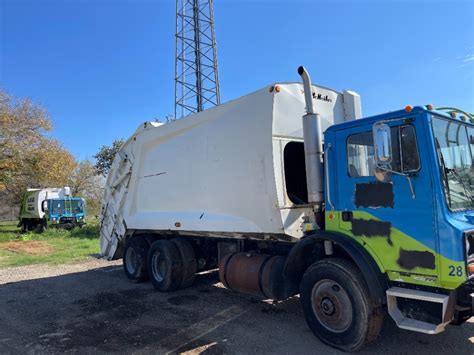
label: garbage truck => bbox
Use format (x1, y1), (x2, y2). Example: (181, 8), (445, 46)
(100, 67), (473, 351)
(19, 187), (86, 232)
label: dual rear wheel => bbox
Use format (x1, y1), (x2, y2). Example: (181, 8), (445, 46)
(122, 237), (197, 291)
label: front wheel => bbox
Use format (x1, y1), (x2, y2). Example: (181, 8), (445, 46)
(300, 258), (383, 352)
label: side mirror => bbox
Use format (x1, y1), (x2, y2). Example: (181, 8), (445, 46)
(41, 200), (48, 212)
(373, 123), (392, 165)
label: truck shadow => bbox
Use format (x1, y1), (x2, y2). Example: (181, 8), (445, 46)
(0, 265), (472, 354)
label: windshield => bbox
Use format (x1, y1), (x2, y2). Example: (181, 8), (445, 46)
(51, 199), (84, 214)
(432, 117), (474, 210)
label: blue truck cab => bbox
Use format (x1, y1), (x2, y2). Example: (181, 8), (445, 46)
(323, 105), (473, 334)
(46, 197), (86, 229)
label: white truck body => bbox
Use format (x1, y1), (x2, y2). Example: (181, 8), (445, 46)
(100, 83), (361, 259)
(21, 187), (71, 219)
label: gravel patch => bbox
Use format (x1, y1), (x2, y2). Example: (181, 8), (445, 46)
(0, 258), (472, 354)
(0, 256), (121, 285)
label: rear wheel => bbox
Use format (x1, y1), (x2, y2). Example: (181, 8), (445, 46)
(147, 240), (182, 292)
(171, 238), (197, 288)
(300, 258), (383, 352)
(37, 220), (47, 233)
(20, 220), (28, 233)
(123, 237), (149, 282)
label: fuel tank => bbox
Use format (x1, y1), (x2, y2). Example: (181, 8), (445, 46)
(218, 252), (297, 300)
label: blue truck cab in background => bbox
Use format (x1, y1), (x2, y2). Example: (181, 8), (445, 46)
(46, 197), (86, 229)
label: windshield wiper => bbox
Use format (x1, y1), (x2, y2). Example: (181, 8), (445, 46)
(445, 168), (474, 202)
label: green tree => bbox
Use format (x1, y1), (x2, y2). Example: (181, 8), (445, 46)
(94, 139), (124, 177)
(68, 160), (105, 217)
(0, 90), (76, 204)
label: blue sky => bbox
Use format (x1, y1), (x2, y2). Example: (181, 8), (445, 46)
(1, 0), (473, 160)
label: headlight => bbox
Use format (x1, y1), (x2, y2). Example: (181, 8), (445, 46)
(52, 217), (56, 222)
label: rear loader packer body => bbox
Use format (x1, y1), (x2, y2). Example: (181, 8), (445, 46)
(100, 68), (473, 351)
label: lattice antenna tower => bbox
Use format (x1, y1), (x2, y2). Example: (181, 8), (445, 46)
(175, 0), (221, 119)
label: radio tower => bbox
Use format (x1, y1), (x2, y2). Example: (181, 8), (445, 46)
(175, 0), (221, 119)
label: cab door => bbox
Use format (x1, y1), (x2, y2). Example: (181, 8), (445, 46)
(333, 116), (439, 283)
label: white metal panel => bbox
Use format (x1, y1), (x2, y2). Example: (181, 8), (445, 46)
(272, 83), (346, 138)
(272, 138), (286, 207)
(123, 87), (283, 235)
(343, 90), (362, 120)
(22, 188), (65, 219)
(100, 82), (362, 258)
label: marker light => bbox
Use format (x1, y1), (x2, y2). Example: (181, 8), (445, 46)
(426, 104), (433, 110)
(450, 111), (457, 118)
(468, 263), (474, 276)
(405, 105), (413, 112)
(275, 85), (281, 92)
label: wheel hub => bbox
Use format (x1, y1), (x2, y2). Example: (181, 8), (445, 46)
(151, 252), (166, 283)
(125, 247), (138, 274)
(321, 298), (335, 315)
(311, 279), (353, 333)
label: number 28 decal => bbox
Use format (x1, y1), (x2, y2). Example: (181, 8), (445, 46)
(448, 265), (463, 277)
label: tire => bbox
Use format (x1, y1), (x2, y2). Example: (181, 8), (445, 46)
(20, 220), (27, 233)
(147, 240), (182, 292)
(36, 220), (48, 233)
(171, 238), (197, 288)
(123, 237), (149, 282)
(300, 258), (383, 352)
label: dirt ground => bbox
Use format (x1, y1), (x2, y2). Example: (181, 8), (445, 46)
(0, 258), (472, 354)
(0, 241), (53, 256)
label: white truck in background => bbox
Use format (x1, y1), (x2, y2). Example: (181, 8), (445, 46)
(19, 187), (86, 232)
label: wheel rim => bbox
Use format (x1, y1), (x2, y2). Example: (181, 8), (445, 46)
(151, 252), (166, 283)
(311, 279), (353, 333)
(125, 247), (138, 275)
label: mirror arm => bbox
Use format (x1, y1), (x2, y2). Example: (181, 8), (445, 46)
(406, 175), (416, 199)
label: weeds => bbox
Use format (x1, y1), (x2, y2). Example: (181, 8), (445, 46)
(0, 221), (100, 267)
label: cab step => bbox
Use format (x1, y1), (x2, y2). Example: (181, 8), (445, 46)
(386, 286), (453, 334)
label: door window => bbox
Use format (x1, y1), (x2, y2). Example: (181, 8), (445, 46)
(347, 132), (375, 177)
(347, 125), (420, 177)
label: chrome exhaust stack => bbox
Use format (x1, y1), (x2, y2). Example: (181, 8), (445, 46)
(298, 66), (324, 206)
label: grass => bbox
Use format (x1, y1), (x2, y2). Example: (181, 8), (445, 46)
(0, 220), (100, 268)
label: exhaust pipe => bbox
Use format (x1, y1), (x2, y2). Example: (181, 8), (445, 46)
(298, 66), (324, 205)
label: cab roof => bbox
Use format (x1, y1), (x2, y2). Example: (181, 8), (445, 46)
(326, 106), (473, 133)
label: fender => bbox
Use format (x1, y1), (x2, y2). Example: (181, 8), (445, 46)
(283, 230), (388, 305)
